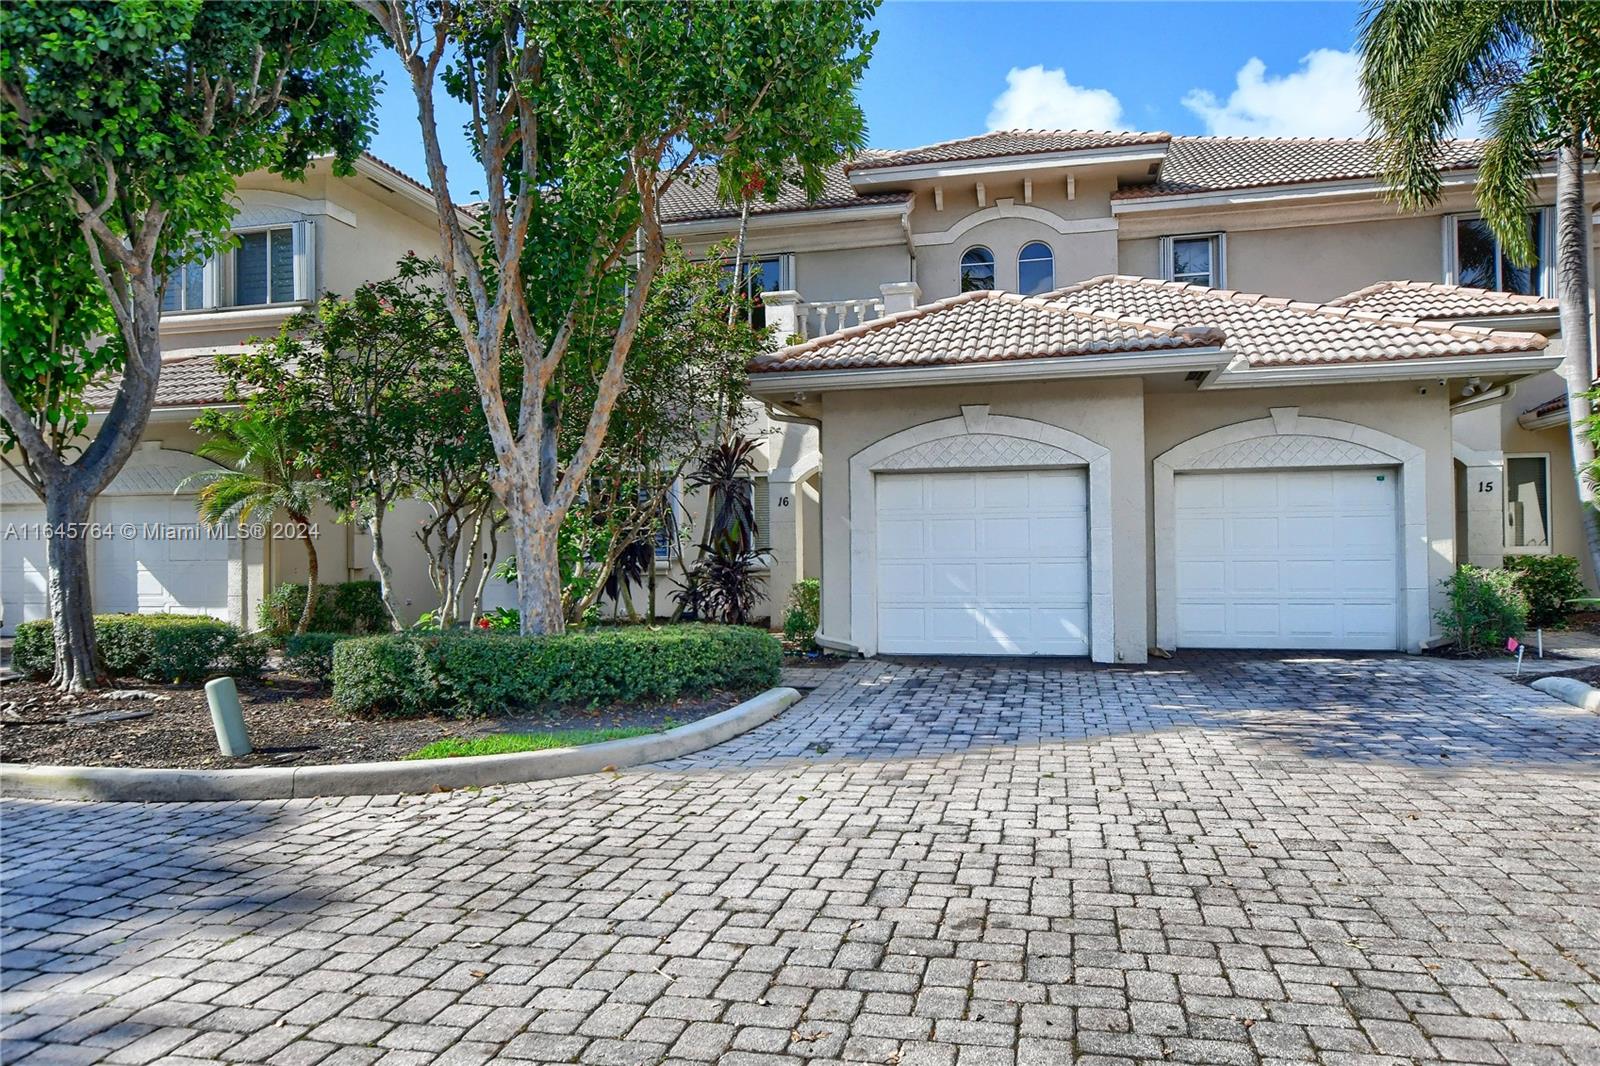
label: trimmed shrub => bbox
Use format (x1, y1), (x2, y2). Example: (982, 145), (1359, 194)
(1435, 566), (1527, 654)
(10, 620), (55, 679)
(257, 580), (388, 640)
(333, 623), (781, 717)
(11, 614), (263, 682)
(1504, 554), (1588, 628)
(782, 579), (821, 649)
(284, 632), (354, 683)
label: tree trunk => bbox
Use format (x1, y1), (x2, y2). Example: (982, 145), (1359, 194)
(1554, 139), (1600, 583)
(294, 513), (319, 636)
(367, 506), (403, 631)
(509, 486), (565, 634)
(45, 488), (105, 692)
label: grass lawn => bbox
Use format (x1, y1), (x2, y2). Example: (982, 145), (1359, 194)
(406, 724), (668, 760)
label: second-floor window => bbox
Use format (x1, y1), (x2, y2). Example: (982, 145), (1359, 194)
(1449, 212), (1547, 295)
(960, 246), (995, 292)
(1018, 242), (1054, 295)
(158, 221), (311, 315)
(726, 254), (787, 329)
(1164, 234), (1224, 287)
(234, 227), (299, 306)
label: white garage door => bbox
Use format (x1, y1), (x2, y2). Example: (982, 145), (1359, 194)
(1174, 468), (1399, 650)
(95, 496), (232, 618)
(876, 469), (1090, 656)
(1, 501), (51, 635)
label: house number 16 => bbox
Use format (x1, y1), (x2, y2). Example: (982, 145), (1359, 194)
(778, 495), (792, 507)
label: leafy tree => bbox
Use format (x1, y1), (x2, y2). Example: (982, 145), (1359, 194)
(185, 413), (322, 637)
(560, 244), (765, 622)
(361, 0), (876, 635)
(220, 256), (485, 628)
(0, 0), (378, 689)
(1361, 1), (1600, 577)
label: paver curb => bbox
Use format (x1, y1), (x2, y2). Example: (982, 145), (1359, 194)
(0, 686), (802, 803)
(1530, 675), (1600, 712)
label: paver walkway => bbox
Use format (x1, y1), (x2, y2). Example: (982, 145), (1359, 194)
(3, 653), (1599, 1066)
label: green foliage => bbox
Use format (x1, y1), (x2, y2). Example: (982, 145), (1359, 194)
(1360, 2), (1599, 259)
(1435, 566), (1529, 654)
(258, 582), (388, 641)
(12, 615), (263, 682)
(0, 0), (378, 459)
(284, 632), (354, 683)
(407, 725), (666, 761)
(1504, 554), (1589, 628)
(783, 580), (821, 649)
(332, 624), (781, 718)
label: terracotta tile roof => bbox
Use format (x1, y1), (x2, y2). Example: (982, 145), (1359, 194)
(1524, 393), (1569, 419)
(1328, 279), (1560, 319)
(1043, 276), (1547, 367)
(85, 353), (246, 410)
(846, 129), (1172, 172)
(751, 289), (1223, 373)
(660, 160), (908, 224)
(1112, 136), (1489, 200)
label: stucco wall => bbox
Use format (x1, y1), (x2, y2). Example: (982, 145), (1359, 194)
(817, 377), (1148, 662)
(1142, 380), (1458, 639)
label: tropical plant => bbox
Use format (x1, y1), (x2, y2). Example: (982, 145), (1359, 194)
(1435, 565), (1529, 653)
(783, 579), (822, 649)
(360, 0), (876, 636)
(1361, 1), (1600, 579)
(1504, 553), (1588, 628)
(186, 412), (321, 636)
(0, 0), (377, 689)
(690, 435), (763, 556)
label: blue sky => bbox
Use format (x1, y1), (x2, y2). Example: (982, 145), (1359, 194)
(364, 1), (1375, 197)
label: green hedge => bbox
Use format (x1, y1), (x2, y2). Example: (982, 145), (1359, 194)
(284, 631), (355, 682)
(332, 623), (781, 717)
(1504, 554), (1588, 628)
(12, 614), (267, 683)
(782, 579), (821, 649)
(258, 581), (389, 640)
(1435, 566), (1527, 654)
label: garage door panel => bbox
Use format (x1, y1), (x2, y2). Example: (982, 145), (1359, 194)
(1175, 468), (1398, 650)
(929, 519), (977, 554)
(929, 475), (976, 510)
(877, 469), (1088, 656)
(96, 496), (230, 619)
(981, 473), (1031, 508)
(979, 516), (1030, 556)
(1, 504), (51, 635)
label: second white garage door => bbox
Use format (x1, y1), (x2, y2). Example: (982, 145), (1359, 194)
(1174, 468), (1400, 650)
(876, 469), (1090, 656)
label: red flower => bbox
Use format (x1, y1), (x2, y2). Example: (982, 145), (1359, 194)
(477, 617), (491, 629)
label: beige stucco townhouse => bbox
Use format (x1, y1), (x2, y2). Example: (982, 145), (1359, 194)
(5, 130), (1597, 661)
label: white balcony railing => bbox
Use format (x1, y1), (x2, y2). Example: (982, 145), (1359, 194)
(763, 282), (921, 348)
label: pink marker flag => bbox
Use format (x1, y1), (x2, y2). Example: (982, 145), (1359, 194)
(1507, 637), (1520, 652)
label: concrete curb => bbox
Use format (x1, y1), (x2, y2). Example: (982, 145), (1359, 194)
(1530, 675), (1600, 712)
(0, 686), (801, 803)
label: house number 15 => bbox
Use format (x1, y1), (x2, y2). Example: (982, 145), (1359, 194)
(1477, 480), (1495, 493)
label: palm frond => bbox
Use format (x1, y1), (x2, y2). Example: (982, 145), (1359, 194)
(1477, 76), (1548, 266)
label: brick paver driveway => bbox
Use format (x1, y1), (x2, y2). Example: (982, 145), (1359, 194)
(4, 654), (1599, 1066)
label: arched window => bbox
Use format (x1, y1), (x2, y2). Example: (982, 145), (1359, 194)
(960, 246), (995, 292)
(1017, 242), (1054, 295)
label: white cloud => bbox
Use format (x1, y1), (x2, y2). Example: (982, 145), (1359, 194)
(1183, 49), (1369, 138)
(986, 65), (1124, 131)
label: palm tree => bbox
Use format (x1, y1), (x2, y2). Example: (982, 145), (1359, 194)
(1360, 1), (1600, 576)
(184, 413), (321, 635)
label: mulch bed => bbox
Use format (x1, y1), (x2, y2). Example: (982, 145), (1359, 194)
(0, 673), (748, 770)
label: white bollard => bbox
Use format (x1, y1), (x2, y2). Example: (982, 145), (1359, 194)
(205, 676), (252, 757)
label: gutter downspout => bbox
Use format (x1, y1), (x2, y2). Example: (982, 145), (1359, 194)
(901, 194), (917, 286)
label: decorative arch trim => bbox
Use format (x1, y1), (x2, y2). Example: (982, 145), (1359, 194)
(849, 409), (1114, 662)
(1151, 412), (1430, 652)
(911, 203), (1118, 248)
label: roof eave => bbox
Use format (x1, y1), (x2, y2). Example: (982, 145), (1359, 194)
(1110, 167), (1555, 212)
(1201, 349), (1561, 389)
(662, 197), (909, 236)
(747, 346), (1229, 395)
(848, 146), (1170, 189)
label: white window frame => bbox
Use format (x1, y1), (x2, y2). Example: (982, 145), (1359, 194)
(1160, 232), (1226, 288)
(230, 221), (313, 308)
(1503, 452), (1553, 556)
(654, 479), (684, 562)
(160, 257), (221, 314)
(1016, 240), (1055, 295)
(1442, 209), (1554, 295)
